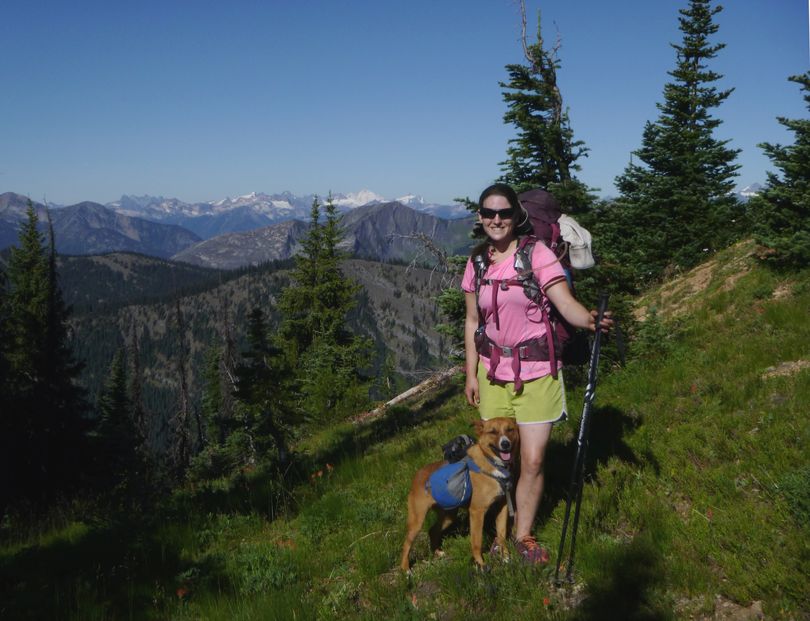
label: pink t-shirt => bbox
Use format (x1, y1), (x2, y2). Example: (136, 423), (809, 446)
(461, 242), (567, 382)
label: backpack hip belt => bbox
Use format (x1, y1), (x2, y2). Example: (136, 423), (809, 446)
(475, 330), (555, 391)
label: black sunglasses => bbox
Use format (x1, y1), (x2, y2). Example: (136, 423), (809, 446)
(479, 205), (518, 220)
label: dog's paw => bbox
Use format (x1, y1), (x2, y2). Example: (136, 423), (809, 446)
(489, 540), (511, 562)
(433, 550), (446, 559)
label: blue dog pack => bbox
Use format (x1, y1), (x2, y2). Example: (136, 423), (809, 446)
(427, 457), (482, 510)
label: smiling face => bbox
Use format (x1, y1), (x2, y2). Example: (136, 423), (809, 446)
(475, 417), (520, 464)
(478, 194), (517, 246)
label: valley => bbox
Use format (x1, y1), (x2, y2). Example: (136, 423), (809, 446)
(61, 252), (456, 455)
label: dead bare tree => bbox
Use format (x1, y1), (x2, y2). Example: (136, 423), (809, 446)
(125, 315), (148, 450)
(387, 232), (462, 291)
(217, 286), (237, 420)
(170, 297), (192, 479)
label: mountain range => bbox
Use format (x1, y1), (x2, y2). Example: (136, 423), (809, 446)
(0, 191), (475, 267)
(0, 193), (201, 259)
(106, 190), (469, 238)
(172, 201), (474, 269)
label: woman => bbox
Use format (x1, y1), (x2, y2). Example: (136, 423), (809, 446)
(461, 183), (611, 563)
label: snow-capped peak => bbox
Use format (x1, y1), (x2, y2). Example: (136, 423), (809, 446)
(396, 194), (426, 207)
(329, 189), (386, 208)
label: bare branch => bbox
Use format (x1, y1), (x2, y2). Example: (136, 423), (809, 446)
(551, 23), (562, 60)
(519, 0), (532, 64)
(386, 232), (459, 289)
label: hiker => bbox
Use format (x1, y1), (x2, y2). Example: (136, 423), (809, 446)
(461, 182), (612, 563)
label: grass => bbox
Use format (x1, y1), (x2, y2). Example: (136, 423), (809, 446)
(2, 244), (809, 619)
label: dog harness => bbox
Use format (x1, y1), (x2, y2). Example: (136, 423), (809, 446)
(427, 456), (514, 514)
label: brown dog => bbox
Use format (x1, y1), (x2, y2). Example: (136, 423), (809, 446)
(400, 417), (519, 571)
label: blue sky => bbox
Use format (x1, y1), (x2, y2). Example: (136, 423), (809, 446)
(2, 0), (807, 206)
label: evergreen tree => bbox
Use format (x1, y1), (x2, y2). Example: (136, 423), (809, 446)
(1, 203), (86, 508)
(612, 0), (740, 285)
(498, 6), (592, 213)
(233, 307), (295, 466)
(201, 346), (229, 447)
(278, 195), (371, 418)
(749, 72), (810, 269)
(0, 262), (13, 509)
(278, 197), (324, 360)
(126, 318), (148, 447)
(94, 348), (145, 498)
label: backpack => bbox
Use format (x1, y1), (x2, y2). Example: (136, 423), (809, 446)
(471, 189), (593, 385)
(427, 451), (513, 511)
(427, 457), (481, 510)
(518, 188), (595, 272)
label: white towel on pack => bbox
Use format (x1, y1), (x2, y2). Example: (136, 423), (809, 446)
(558, 214), (595, 269)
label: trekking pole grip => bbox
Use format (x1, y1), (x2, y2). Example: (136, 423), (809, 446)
(596, 292), (609, 330)
(588, 292), (609, 380)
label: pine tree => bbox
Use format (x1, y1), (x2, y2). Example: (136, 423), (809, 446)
(278, 195), (371, 418)
(612, 0), (740, 284)
(233, 307), (295, 466)
(0, 261), (13, 509)
(498, 5), (592, 213)
(278, 197), (324, 361)
(126, 318), (148, 447)
(94, 348), (144, 498)
(1, 203), (86, 507)
(749, 72), (810, 269)
(201, 346), (228, 447)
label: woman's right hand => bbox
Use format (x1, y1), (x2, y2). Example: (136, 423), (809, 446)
(465, 374), (480, 407)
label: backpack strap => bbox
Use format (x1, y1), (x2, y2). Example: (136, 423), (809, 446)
(513, 236), (542, 300)
(472, 236), (561, 382)
(513, 236), (559, 379)
(471, 246), (489, 329)
(549, 221), (561, 254)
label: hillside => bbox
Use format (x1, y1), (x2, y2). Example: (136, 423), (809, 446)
(2, 242), (808, 620)
(171, 220), (309, 269)
(65, 255), (449, 451)
(57, 252), (228, 312)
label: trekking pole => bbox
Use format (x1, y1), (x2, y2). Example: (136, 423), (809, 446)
(554, 292), (609, 586)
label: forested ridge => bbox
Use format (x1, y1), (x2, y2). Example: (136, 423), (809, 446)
(59, 251), (447, 454)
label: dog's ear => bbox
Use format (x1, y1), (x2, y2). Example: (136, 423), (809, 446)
(472, 418), (484, 437)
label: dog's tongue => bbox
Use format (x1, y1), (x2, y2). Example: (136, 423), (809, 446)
(500, 451), (511, 462)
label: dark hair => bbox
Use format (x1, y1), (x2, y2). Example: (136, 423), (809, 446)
(472, 182), (532, 239)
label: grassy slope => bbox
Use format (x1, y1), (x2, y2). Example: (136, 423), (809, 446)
(1, 241), (808, 620)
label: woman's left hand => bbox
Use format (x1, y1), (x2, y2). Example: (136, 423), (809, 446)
(589, 310), (614, 333)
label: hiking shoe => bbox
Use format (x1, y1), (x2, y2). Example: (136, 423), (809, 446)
(515, 536), (549, 565)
